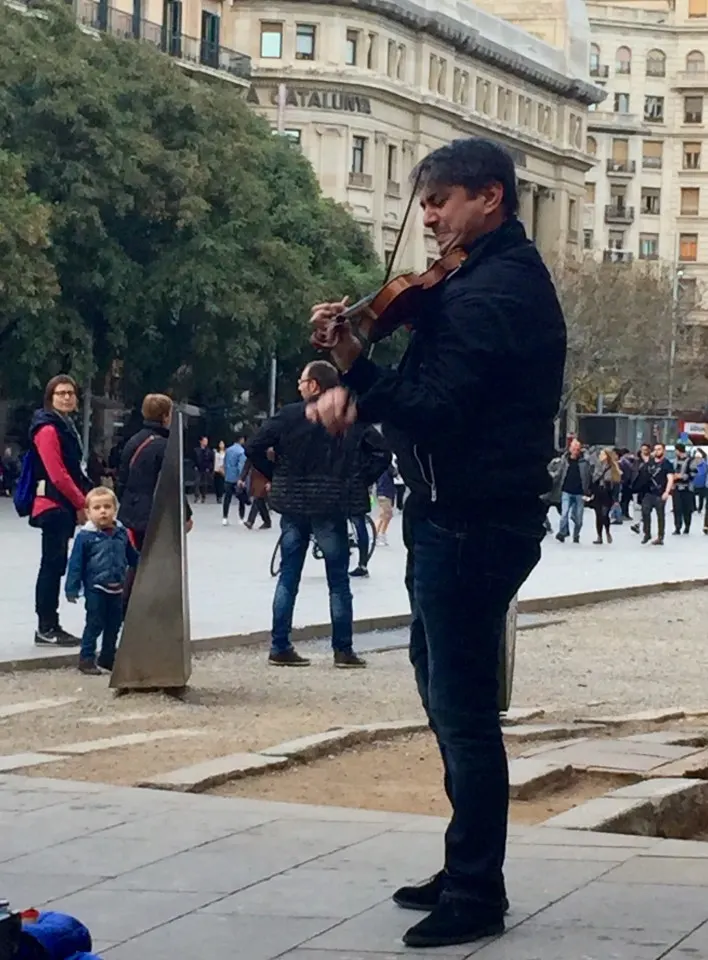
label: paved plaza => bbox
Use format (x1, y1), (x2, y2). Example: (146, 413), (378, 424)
(2, 498), (707, 663)
(0, 774), (706, 959)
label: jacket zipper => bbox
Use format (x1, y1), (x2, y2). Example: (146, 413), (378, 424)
(413, 445), (438, 503)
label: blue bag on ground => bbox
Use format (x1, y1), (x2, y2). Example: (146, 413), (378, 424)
(13, 452), (36, 518)
(20, 911), (92, 959)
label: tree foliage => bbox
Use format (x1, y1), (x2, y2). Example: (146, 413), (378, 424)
(0, 1), (383, 407)
(552, 257), (701, 416)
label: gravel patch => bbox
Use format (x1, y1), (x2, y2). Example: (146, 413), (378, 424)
(0, 589), (706, 784)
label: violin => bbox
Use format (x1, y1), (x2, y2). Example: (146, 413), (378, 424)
(311, 247), (468, 350)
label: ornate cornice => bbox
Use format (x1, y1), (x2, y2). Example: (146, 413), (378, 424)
(275, 0), (605, 105)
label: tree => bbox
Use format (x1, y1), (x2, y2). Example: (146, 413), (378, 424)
(0, 1), (383, 410)
(552, 256), (699, 416)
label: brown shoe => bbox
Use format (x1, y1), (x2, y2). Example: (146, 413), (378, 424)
(78, 658), (102, 676)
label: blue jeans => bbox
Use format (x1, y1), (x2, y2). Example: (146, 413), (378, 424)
(403, 507), (541, 907)
(272, 515), (353, 654)
(80, 589), (123, 665)
(559, 492), (585, 538)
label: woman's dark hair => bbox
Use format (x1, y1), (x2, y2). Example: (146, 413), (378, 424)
(305, 360), (340, 393)
(411, 137), (519, 217)
(44, 374), (78, 411)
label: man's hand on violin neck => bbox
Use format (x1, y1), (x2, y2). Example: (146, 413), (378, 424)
(305, 386), (358, 435)
(309, 298), (362, 372)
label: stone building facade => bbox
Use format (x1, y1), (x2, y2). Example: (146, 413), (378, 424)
(583, 0), (708, 323)
(225, 0), (602, 269)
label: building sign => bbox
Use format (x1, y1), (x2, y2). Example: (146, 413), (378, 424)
(247, 85), (371, 114)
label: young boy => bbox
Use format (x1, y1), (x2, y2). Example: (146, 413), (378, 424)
(65, 487), (139, 675)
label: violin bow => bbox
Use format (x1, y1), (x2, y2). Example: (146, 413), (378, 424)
(367, 165), (423, 359)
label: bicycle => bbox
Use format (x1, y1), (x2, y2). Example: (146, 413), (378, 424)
(270, 516), (377, 577)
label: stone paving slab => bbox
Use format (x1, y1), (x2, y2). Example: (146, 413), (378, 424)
(4, 496), (708, 664)
(0, 775), (706, 960)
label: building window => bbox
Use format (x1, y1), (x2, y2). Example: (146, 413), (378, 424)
(587, 135), (597, 156)
(680, 233), (698, 261)
(614, 92), (630, 114)
(641, 187), (661, 214)
(688, 0), (707, 17)
(295, 23), (316, 60)
(642, 140), (663, 169)
(164, 0), (182, 56)
(568, 198), (577, 234)
(200, 10), (219, 66)
(345, 29), (358, 65)
(608, 229), (625, 251)
(584, 229), (594, 250)
(646, 49), (666, 77)
(680, 277), (698, 307)
(686, 50), (705, 73)
(387, 144), (398, 182)
(282, 129), (301, 146)
(589, 42), (601, 75)
(585, 182), (596, 205)
(639, 234), (659, 259)
(611, 137), (629, 166)
(644, 95), (664, 122)
(366, 32), (377, 69)
(260, 22), (282, 58)
(681, 187), (700, 216)
(351, 135), (366, 174)
(684, 95), (703, 123)
(615, 46), (631, 74)
(684, 141), (702, 169)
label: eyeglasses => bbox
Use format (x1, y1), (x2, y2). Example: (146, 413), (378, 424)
(53, 390), (76, 398)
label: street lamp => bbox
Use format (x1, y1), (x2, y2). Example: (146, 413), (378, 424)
(668, 267), (685, 420)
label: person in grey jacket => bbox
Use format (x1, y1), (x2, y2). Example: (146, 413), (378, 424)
(551, 439), (591, 543)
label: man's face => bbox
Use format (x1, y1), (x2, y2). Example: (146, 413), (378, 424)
(200, 437), (208, 448)
(569, 440), (581, 458)
(298, 366), (318, 401)
(654, 444), (665, 460)
(641, 445), (651, 460)
(419, 182), (504, 254)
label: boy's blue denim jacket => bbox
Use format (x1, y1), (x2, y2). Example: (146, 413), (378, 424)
(65, 521), (139, 600)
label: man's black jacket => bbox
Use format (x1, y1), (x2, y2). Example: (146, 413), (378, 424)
(246, 401), (391, 518)
(342, 217), (567, 516)
(117, 420), (192, 533)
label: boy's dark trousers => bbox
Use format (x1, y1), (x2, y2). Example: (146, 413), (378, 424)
(80, 589), (123, 667)
(672, 488), (694, 533)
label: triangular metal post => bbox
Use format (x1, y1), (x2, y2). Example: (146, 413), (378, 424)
(110, 410), (191, 691)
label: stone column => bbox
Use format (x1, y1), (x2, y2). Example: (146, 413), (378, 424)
(534, 187), (562, 261)
(518, 180), (536, 240)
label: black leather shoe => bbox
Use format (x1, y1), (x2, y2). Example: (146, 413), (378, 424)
(403, 899), (504, 948)
(393, 872), (509, 914)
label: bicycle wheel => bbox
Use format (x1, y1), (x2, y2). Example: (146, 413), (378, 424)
(270, 534), (283, 577)
(365, 515), (377, 561)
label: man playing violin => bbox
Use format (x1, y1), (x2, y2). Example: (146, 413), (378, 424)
(308, 137), (566, 949)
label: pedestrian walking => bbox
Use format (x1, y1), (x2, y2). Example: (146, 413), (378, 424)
(641, 443), (674, 545)
(672, 442), (696, 535)
(193, 436), (214, 503)
(553, 439), (591, 543)
(221, 438), (247, 525)
(590, 449), (621, 544)
(213, 441), (226, 504)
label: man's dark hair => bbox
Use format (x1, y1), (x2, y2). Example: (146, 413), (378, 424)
(676, 442), (686, 453)
(411, 137), (519, 217)
(305, 361), (339, 393)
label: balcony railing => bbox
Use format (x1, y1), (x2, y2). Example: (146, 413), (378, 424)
(674, 71), (708, 88)
(73, 0), (251, 79)
(589, 64), (609, 78)
(348, 172), (373, 189)
(588, 111), (648, 134)
(605, 204), (635, 223)
(603, 249), (634, 264)
(606, 159), (636, 175)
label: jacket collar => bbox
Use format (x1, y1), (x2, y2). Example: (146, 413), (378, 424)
(460, 217), (528, 272)
(143, 420), (169, 438)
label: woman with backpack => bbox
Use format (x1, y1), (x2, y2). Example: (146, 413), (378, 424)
(22, 375), (92, 646)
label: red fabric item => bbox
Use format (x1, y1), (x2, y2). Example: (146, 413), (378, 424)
(31, 424), (86, 519)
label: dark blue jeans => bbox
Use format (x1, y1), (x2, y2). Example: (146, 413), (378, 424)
(272, 515), (352, 654)
(80, 589), (123, 666)
(351, 515), (369, 568)
(403, 507), (542, 909)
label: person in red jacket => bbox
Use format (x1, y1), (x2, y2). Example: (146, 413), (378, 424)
(29, 374), (92, 646)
